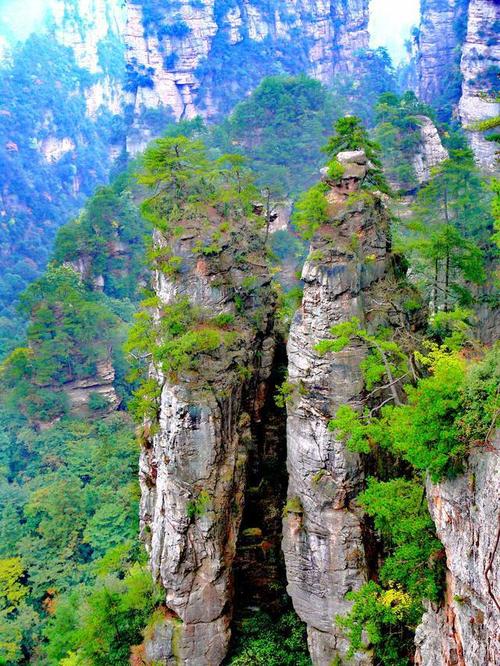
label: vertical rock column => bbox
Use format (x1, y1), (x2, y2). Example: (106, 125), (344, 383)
(416, 0), (469, 110)
(283, 151), (394, 666)
(139, 214), (275, 665)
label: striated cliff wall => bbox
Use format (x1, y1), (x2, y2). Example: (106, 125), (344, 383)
(282, 151), (399, 665)
(415, 432), (500, 666)
(458, 0), (500, 172)
(416, 0), (499, 169)
(124, 0), (369, 151)
(139, 208), (277, 663)
(416, 0), (469, 114)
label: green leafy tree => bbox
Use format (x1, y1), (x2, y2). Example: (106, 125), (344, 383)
(329, 343), (498, 481)
(229, 610), (311, 666)
(292, 183), (329, 240)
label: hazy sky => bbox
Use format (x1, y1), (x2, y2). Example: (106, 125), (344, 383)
(0, 0), (420, 64)
(0, 0), (49, 41)
(370, 0), (420, 63)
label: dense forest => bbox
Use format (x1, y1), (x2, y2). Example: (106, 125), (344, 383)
(0, 1), (498, 665)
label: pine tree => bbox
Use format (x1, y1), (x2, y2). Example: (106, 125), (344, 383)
(323, 116), (391, 194)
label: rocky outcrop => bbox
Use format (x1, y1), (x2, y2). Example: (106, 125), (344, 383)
(63, 357), (121, 415)
(458, 0), (500, 171)
(282, 151), (398, 665)
(412, 116), (449, 183)
(139, 210), (276, 664)
(125, 0), (369, 150)
(415, 432), (500, 666)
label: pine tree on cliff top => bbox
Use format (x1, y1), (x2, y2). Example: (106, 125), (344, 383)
(323, 116), (391, 195)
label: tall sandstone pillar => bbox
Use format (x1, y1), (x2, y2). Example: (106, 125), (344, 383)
(139, 209), (275, 665)
(283, 151), (397, 665)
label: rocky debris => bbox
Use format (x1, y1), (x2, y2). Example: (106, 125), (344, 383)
(282, 150), (398, 665)
(140, 212), (276, 664)
(415, 431), (500, 666)
(412, 116), (449, 183)
(458, 0), (500, 171)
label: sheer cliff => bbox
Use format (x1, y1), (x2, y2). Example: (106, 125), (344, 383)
(125, 0), (369, 151)
(415, 432), (500, 666)
(282, 150), (405, 665)
(458, 0), (500, 172)
(415, 0), (499, 169)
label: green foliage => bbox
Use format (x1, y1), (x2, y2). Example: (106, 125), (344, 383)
(186, 490), (211, 520)
(316, 317), (408, 395)
(359, 478), (444, 601)
(0, 265), (127, 422)
(401, 148), (492, 313)
(44, 562), (163, 665)
(338, 581), (421, 665)
(214, 75), (340, 195)
(139, 134), (258, 232)
(274, 380), (296, 408)
(0, 410), (140, 662)
(0, 33), (124, 320)
(126, 293), (240, 422)
(374, 91), (436, 192)
(329, 47), (396, 127)
(292, 182), (329, 240)
(326, 158), (345, 181)
(228, 610), (311, 666)
(53, 185), (149, 301)
(330, 345), (499, 481)
(0, 558), (27, 612)
(339, 478), (445, 663)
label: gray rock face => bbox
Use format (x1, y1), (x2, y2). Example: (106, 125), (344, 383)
(458, 0), (500, 171)
(64, 357), (121, 415)
(282, 151), (396, 666)
(412, 116), (449, 183)
(415, 432), (500, 666)
(140, 216), (275, 664)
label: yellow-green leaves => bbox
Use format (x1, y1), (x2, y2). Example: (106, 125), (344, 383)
(0, 558), (28, 613)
